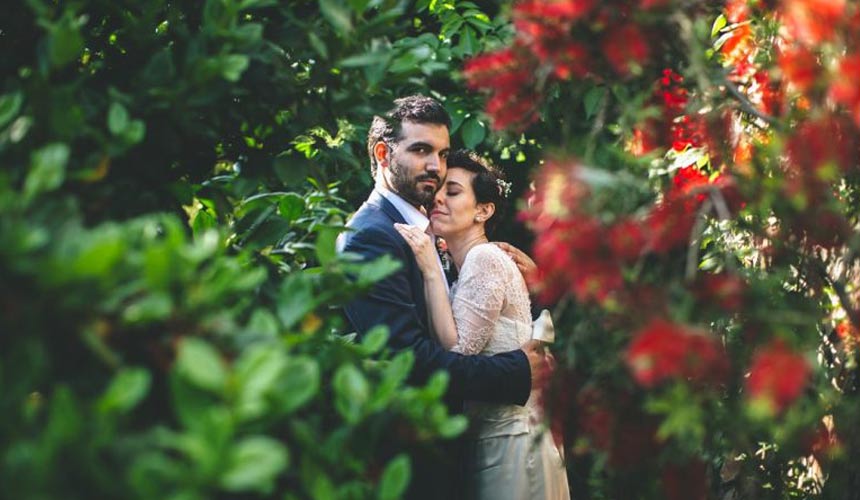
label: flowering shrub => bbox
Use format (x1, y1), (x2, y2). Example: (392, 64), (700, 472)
(466, 0), (860, 497)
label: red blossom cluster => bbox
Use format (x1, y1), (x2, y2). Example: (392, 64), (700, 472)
(522, 161), (740, 305)
(745, 340), (811, 413)
(693, 271), (747, 312)
(782, 117), (858, 248)
(576, 387), (661, 467)
(464, 0), (665, 130)
(625, 319), (729, 388)
(630, 69), (707, 155)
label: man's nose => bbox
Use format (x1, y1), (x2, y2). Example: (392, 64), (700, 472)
(426, 154), (443, 172)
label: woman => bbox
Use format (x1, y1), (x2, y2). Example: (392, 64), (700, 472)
(394, 150), (570, 500)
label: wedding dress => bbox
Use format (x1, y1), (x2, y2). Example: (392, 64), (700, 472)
(449, 243), (571, 500)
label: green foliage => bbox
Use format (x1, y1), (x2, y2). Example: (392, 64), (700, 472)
(0, 0), (505, 497)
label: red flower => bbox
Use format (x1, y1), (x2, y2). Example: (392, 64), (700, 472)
(625, 319), (729, 388)
(829, 53), (860, 126)
(695, 272), (746, 311)
(746, 340), (810, 413)
(513, 0), (595, 22)
(645, 197), (698, 253)
(602, 24), (650, 77)
(782, 0), (846, 46)
(778, 45), (820, 94)
(607, 218), (647, 263)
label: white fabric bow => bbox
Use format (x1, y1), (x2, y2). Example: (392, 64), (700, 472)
(531, 309), (555, 343)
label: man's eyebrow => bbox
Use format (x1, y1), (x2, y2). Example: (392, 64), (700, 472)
(405, 141), (434, 149)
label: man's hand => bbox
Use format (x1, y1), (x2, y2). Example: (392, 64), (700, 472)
(521, 339), (555, 392)
(494, 241), (537, 278)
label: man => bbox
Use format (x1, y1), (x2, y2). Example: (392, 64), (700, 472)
(338, 95), (547, 498)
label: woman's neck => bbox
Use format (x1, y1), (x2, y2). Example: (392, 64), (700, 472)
(445, 229), (489, 270)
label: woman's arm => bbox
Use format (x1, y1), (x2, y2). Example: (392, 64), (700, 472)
(394, 223), (458, 349)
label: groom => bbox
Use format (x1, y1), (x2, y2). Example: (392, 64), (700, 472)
(338, 95), (547, 498)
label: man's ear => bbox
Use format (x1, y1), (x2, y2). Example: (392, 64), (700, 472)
(476, 202), (495, 222)
(373, 142), (389, 168)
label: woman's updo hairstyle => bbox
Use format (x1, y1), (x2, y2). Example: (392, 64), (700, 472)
(446, 149), (509, 236)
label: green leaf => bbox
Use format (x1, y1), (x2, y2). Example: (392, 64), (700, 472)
(378, 454), (411, 500)
(438, 415), (468, 438)
(315, 226), (339, 265)
(176, 338), (227, 393)
(121, 292), (173, 324)
(278, 193), (306, 222)
(124, 120), (146, 144)
(277, 273), (315, 328)
(319, 0), (353, 33)
(25, 143), (69, 201)
(711, 13), (728, 38)
(458, 27), (478, 56)
(333, 363), (369, 423)
(460, 117), (486, 148)
(221, 54), (250, 82)
(353, 254), (402, 286)
(361, 325), (389, 354)
(276, 356), (320, 413)
(308, 31), (329, 59)
(0, 92), (23, 128)
(584, 86), (606, 119)
(98, 367), (151, 414)
(108, 102), (129, 135)
(234, 345), (288, 421)
(220, 436), (289, 494)
(48, 14), (84, 67)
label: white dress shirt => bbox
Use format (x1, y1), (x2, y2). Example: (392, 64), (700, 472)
(378, 187), (450, 294)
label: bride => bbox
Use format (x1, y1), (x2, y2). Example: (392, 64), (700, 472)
(395, 150), (570, 500)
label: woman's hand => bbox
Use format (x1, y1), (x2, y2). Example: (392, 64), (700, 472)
(494, 241), (537, 278)
(394, 223), (439, 276)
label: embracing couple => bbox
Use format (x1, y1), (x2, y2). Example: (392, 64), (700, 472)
(339, 95), (570, 500)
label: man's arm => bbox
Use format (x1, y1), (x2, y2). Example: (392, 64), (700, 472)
(343, 225), (531, 405)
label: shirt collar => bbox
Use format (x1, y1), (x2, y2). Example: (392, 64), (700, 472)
(376, 186), (430, 232)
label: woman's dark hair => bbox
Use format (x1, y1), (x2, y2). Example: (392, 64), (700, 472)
(367, 95), (451, 177)
(446, 149), (508, 236)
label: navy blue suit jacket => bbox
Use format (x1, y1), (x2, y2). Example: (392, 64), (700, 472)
(340, 190), (531, 406)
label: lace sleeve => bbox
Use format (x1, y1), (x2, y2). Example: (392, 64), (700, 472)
(450, 245), (509, 355)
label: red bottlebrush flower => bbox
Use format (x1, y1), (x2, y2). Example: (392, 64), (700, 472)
(721, 23), (755, 67)
(607, 217), (647, 263)
(640, 0), (672, 9)
(695, 272), (746, 311)
(746, 340), (810, 413)
(671, 165), (710, 199)
(662, 460), (707, 500)
(602, 24), (650, 77)
(778, 45), (820, 94)
(513, 0), (595, 22)
(551, 41), (591, 80)
(782, 0), (846, 46)
(752, 71), (784, 117)
(625, 319), (729, 388)
(576, 387), (614, 452)
(464, 47), (542, 131)
(829, 53), (860, 126)
(725, 0), (750, 23)
(570, 256), (624, 304)
(645, 197), (698, 253)
(835, 320), (860, 342)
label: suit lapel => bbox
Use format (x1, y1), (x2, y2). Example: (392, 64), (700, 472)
(367, 191), (430, 330)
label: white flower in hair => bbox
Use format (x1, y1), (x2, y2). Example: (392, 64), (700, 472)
(496, 178), (512, 198)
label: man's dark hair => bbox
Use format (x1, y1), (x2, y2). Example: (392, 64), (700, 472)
(367, 95), (451, 177)
(446, 149), (507, 236)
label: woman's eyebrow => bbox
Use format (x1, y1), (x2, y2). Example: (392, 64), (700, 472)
(445, 180), (464, 188)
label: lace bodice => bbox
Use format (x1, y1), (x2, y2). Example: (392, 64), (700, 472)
(450, 243), (532, 355)
(449, 243), (541, 438)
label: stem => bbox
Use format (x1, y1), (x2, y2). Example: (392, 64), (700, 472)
(686, 198), (714, 281)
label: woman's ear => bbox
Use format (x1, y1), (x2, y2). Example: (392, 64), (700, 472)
(373, 142), (389, 168)
(475, 202), (495, 223)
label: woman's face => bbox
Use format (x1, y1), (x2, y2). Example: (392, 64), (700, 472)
(429, 167), (491, 238)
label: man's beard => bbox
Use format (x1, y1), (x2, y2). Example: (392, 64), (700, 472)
(389, 159), (440, 209)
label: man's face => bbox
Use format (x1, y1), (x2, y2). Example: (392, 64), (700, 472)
(383, 120), (450, 208)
